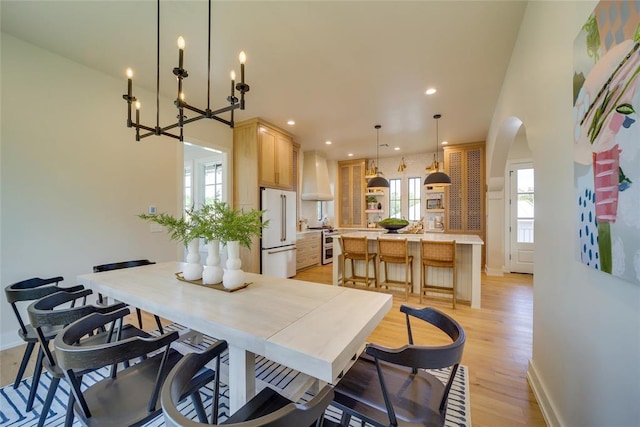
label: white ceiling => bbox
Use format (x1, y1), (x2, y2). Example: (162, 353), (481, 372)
(1, 0), (527, 161)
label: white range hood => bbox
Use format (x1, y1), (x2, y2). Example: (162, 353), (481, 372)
(301, 151), (333, 201)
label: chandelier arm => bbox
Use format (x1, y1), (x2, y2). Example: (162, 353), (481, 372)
(135, 123), (157, 133)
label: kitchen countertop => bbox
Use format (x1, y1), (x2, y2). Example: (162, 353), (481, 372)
(296, 229), (322, 235)
(337, 231), (484, 245)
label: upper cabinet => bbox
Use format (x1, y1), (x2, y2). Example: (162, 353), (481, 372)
(258, 125), (293, 189)
(338, 159), (367, 228)
(444, 142), (485, 243)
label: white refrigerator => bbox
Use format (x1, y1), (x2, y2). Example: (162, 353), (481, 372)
(261, 188), (297, 278)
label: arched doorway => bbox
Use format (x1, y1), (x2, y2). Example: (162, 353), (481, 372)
(486, 117), (534, 275)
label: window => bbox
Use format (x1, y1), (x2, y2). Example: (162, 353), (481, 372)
(516, 168), (534, 243)
(389, 178), (401, 218)
(203, 162), (223, 204)
(407, 177), (421, 221)
(183, 150), (226, 211)
(184, 166), (193, 211)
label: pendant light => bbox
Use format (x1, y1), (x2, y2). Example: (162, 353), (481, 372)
(368, 125), (390, 189)
(424, 114), (452, 186)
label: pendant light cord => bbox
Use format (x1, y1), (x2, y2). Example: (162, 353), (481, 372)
(156, 0), (160, 128)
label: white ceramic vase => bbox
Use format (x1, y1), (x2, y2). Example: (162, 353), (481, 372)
(202, 239), (223, 285)
(223, 241), (245, 289)
(183, 239), (203, 281)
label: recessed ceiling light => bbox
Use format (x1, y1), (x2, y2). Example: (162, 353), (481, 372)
(441, 141), (448, 145)
(325, 140), (332, 145)
(287, 120), (295, 126)
(425, 88), (437, 95)
(347, 153), (354, 157)
(394, 147), (400, 151)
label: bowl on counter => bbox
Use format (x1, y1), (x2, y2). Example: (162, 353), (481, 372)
(376, 218), (410, 234)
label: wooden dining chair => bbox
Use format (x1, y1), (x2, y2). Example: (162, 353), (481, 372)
(420, 240), (457, 308)
(3, 276), (82, 393)
(377, 237), (413, 300)
(27, 288), (149, 427)
(92, 259), (164, 333)
(331, 305), (466, 427)
(54, 307), (215, 427)
(339, 236), (377, 289)
(161, 341), (336, 426)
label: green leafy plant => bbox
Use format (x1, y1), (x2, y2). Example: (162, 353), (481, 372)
(138, 208), (199, 246)
(208, 201), (269, 249)
(366, 195), (378, 204)
(139, 202), (269, 250)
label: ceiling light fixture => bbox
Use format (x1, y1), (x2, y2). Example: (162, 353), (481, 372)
(425, 88), (437, 95)
(287, 120), (295, 126)
(367, 125), (390, 189)
(424, 114), (452, 186)
(123, 0), (250, 141)
(397, 157), (407, 172)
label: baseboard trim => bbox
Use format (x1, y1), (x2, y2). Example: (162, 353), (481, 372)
(484, 266), (504, 276)
(527, 359), (562, 427)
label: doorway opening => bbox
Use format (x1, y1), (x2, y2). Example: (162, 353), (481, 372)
(508, 162), (534, 274)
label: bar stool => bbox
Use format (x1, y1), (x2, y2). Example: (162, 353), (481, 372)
(339, 236), (377, 289)
(420, 240), (457, 308)
(377, 237), (413, 300)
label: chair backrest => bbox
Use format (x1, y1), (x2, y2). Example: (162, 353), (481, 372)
(162, 341), (335, 427)
(54, 308), (179, 421)
(93, 259), (155, 273)
(340, 236), (369, 257)
(27, 289), (127, 369)
(4, 276), (82, 335)
(378, 238), (409, 261)
(420, 240), (456, 265)
(366, 305), (465, 420)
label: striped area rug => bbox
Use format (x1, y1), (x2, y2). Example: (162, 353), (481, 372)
(0, 323), (471, 426)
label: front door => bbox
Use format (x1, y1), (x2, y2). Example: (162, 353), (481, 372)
(509, 163), (534, 273)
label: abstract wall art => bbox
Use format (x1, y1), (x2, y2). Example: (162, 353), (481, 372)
(574, 0), (640, 284)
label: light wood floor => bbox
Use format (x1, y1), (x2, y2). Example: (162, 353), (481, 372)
(0, 265), (545, 427)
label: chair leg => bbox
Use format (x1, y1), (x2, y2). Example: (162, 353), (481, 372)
(26, 347), (45, 411)
(37, 376), (60, 427)
(191, 391), (207, 423)
(13, 341), (36, 388)
(420, 263), (425, 304)
(64, 391), (75, 427)
(154, 315), (164, 334)
(136, 308), (143, 330)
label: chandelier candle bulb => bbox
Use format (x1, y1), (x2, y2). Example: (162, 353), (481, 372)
(126, 68), (133, 97)
(177, 37), (185, 69)
(230, 70), (236, 98)
(239, 51), (246, 84)
(135, 101), (141, 141)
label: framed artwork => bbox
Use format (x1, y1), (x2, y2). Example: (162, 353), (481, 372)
(573, 1), (640, 284)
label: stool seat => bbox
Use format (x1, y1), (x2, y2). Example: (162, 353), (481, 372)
(420, 239), (457, 308)
(378, 238), (413, 300)
(339, 236), (378, 289)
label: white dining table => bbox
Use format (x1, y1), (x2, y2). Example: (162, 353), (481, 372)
(77, 261), (392, 413)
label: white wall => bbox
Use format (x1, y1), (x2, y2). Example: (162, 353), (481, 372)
(486, 2), (640, 425)
(0, 34), (233, 349)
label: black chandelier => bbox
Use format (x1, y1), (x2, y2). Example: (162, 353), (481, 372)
(123, 0), (250, 141)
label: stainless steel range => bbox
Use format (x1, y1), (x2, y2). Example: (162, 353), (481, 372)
(308, 227), (340, 264)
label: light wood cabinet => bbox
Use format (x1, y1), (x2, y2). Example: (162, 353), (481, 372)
(233, 118), (297, 273)
(338, 159), (367, 228)
(296, 231), (321, 271)
(258, 125), (293, 189)
(444, 142), (485, 262)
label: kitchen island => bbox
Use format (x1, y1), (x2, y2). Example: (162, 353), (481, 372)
(333, 231), (484, 308)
